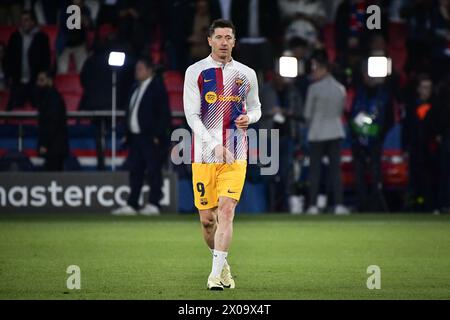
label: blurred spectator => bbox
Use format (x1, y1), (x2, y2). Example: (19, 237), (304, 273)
(287, 36), (312, 100)
(303, 51), (349, 215)
(35, 71), (69, 171)
(401, 0), (435, 75)
(350, 64), (395, 212)
(431, 0), (450, 82)
(279, 0), (326, 46)
(389, 0), (408, 22)
(79, 36), (135, 170)
(4, 9), (51, 110)
(56, 0), (92, 74)
(435, 76), (450, 214)
(260, 73), (303, 211)
(115, 0), (163, 56)
(209, 0), (235, 20)
(334, 47), (364, 89)
(0, 0), (24, 26)
(187, 0), (211, 63)
(79, 36), (135, 111)
(164, 0), (193, 71)
(335, 0), (388, 61)
(97, 0), (119, 26)
(367, 32), (402, 102)
(0, 42), (6, 91)
(402, 74), (439, 212)
(232, 0), (281, 74)
(323, 0), (344, 23)
(34, 0), (60, 25)
(112, 57), (171, 216)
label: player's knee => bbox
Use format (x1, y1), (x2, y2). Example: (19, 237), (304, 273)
(200, 216), (215, 230)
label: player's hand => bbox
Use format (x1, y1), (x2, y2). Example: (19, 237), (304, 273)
(234, 115), (249, 130)
(214, 145), (235, 164)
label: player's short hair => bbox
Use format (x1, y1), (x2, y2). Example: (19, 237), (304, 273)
(208, 19), (236, 38)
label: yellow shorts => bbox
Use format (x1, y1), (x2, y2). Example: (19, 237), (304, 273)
(192, 160), (247, 210)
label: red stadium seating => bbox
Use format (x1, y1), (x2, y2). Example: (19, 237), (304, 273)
(41, 25), (58, 51)
(388, 22), (407, 48)
(98, 24), (117, 42)
(55, 74), (83, 95)
(168, 91), (183, 113)
(323, 23), (336, 63)
(163, 71), (183, 93)
(62, 92), (81, 111)
(163, 71), (184, 114)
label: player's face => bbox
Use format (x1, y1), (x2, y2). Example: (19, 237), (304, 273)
(208, 27), (235, 61)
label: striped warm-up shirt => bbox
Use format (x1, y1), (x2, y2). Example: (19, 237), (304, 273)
(183, 55), (261, 163)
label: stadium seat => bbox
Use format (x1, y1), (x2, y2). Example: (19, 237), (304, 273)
(0, 25), (16, 44)
(55, 74), (83, 95)
(164, 71), (183, 93)
(389, 45), (407, 74)
(41, 25), (58, 51)
(388, 22), (407, 48)
(0, 90), (9, 111)
(322, 23), (336, 63)
(62, 92), (81, 111)
(168, 91), (183, 113)
(98, 24), (117, 42)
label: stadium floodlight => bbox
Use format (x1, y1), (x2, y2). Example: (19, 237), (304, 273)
(108, 51), (125, 67)
(368, 56), (392, 78)
(279, 56), (298, 78)
(108, 51), (125, 171)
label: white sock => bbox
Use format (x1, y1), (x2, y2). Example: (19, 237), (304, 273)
(210, 249), (228, 278)
(210, 248), (228, 266)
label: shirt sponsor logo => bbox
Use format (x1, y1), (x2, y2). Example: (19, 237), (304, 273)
(204, 91), (241, 104)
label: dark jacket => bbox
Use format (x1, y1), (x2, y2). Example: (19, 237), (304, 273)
(351, 83), (394, 146)
(4, 28), (51, 85)
(125, 76), (171, 148)
(36, 87), (69, 157)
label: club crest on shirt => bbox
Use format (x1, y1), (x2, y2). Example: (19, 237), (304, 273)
(235, 78), (244, 86)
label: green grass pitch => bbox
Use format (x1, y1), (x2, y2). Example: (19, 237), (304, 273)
(0, 214), (450, 300)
